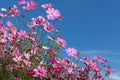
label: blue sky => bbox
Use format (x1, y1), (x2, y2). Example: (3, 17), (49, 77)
(0, 0), (120, 79)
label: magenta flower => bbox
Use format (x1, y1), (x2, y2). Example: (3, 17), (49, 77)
(56, 37), (66, 48)
(33, 66), (47, 77)
(28, 0), (38, 9)
(26, 69), (35, 76)
(41, 3), (52, 9)
(66, 48), (77, 57)
(46, 8), (61, 20)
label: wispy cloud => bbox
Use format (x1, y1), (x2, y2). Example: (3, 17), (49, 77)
(80, 50), (108, 54)
(109, 73), (120, 80)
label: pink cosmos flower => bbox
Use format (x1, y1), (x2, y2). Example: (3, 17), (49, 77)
(56, 37), (66, 48)
(27, 0), (38, 9)
(23, 60), (32, 67)
(7, 21), (17, 35)
(33, 66), (47, 77)
(26, 69), (35, 76)
(105, 65), (111, 69)
(0, 13), (7, 18)
(15, 65), (24, 71)
(27, 22), (36, 29)
(22, 0), (38, 10)
(41, 3), (52, 9)
(23, 53), (30, 60)
(50, 58), (56, 63)
(22, 6), (30, 11)
(94, 56), (101, 60)
(18, 0), (26, 5)
(0, 38), (7, 44)
(8, 5), (20, 17)
(14, 77), (22, 80)
(111, 69), (117, 73)
(0, 25), (8, 44)
(18, 30), (29, 38)
(43, 23), (54, 32)
(66, 48), (77, 57)
(98, 77), (104, 80)
(46, 8), (61, 20)
(12, 55), (22, 63)
(67, 68), (75, 74)
(105, 70), (111, 76)
(32, 16), (45, 26)
(94, 56), (107, 64)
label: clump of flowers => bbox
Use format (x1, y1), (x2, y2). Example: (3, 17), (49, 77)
(0, 0), (116, 80)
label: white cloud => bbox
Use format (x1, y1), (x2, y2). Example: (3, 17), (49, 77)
(108, 73), (120, 80)
(80, 50), (108, 54)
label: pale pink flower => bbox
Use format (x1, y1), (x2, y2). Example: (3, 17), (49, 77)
(41, 3), (52, 9)
(27, 22), (36, 29)
(14, 77), (22, 80)
(8, 5), (20, 17)
(44, 23), (54, 32)
(0, 38), (7, 44)
(0, 13), (7, 18)
(74, 55), (78, 60)
(94, 56), (101, 60)
(22, 6), (30, 11)
(99, 59), (107, 64)
(56, 37), (66, 48)
(33, 66), (47, 77)
(23, 53), (30, 60)
(32, 16), (45, 26)
(111, 69), (117, 73)
(12, 55), (22, 63)
(18, 30), (29, 38)
(7, 21), (17, 35)
(22, 0), (38, 10)
(94, 56), (107, 64)
(46, 8), (61, 20)
(23, 60), (32, 67)
(18, 0), (26, 5)
(0, 25), (8, 39)
(66, 48), (77, 57)
(67, 68), (75, 74)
